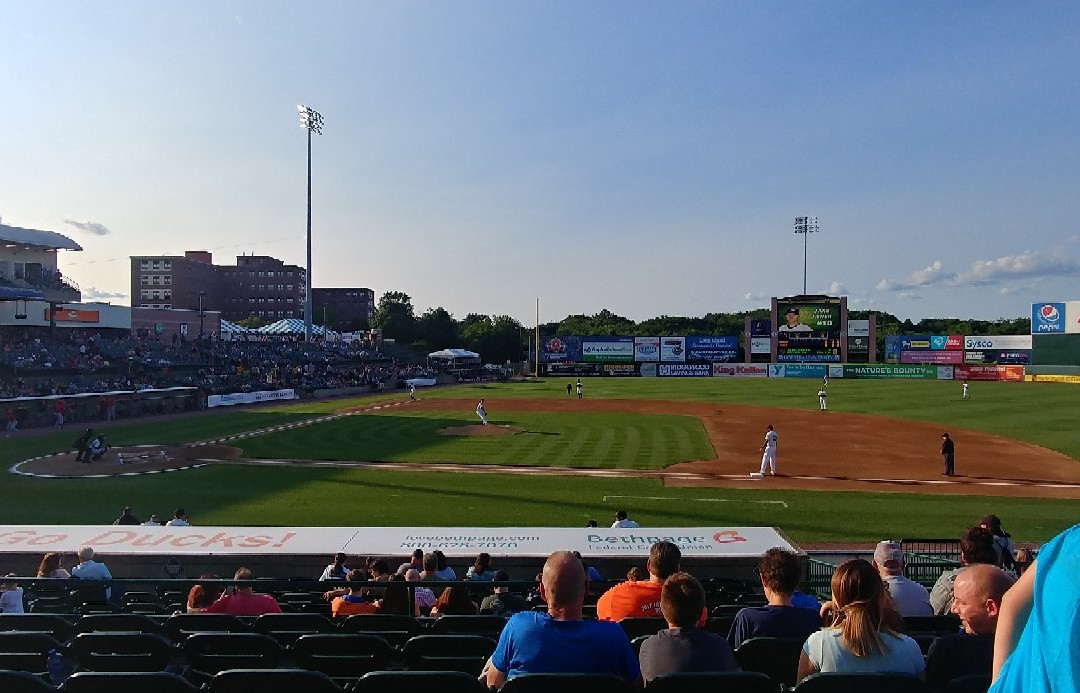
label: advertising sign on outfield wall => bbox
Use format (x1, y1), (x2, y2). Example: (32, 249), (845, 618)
(634, 337), (660, 362)
(769, 364), (827, 378)
(686, 336), (738, 362)
(1032, 303), (1066, 333)
(712, 364), (768, 378)
(750, 337), (771, 354)
(660, 337), (686, 362)
(582, 338), (634, 363)
(964, 335), (1033, 350)
(848, 320), (870, 338)
(658, 363), (711, 377)
(843, 364), (939, 379)
(901, 351), (964, 365)
(602, 364), (639, 377)
(955, 365), (1025, 382)
(536, 336), (583, 363)
(1069, 302), (1080, 334)
(750, 320), (771, 337)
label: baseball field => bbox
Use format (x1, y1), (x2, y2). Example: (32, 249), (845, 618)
(3, 377), (1079, 545)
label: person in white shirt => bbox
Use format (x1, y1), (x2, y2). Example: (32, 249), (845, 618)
(0, 574), (24, 613)
(476, 399), (488, 425)
(319, 552), (350, 581)
(611, 510), (641, 528)
(166, 509), (191, 526)
(71, 546), (113, 600)
(872, 541), (932, 616)
(756, 425), (779, 476)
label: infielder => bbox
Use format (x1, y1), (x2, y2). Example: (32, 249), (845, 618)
(576, 379), (583, 399)
(962, 381), (969, 400)
(409, 383), (417, 401)
(818, 387), (828, 411)
(476, 399), (488, 426)
(757, 424), (778, 476)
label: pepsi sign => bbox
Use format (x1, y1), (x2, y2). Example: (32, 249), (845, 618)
(1031, 303), (1066, 333)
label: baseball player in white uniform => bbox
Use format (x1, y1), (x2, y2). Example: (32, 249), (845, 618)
(962, 382), (969, 400)
(818, 387), (828, 411)
(409, 383), (417, 401)
(476, 399), (488, 426)
(755, 424), (778, 476)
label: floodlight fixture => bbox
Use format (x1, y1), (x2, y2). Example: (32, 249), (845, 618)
(297, 104), (324, 341)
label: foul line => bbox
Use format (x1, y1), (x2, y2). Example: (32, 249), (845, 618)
(602, 494), (789, 508)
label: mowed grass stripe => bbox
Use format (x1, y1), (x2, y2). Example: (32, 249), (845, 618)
(236, 410), (712, 469)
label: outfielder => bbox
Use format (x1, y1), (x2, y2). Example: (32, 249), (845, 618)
(476, 399), (488, 426)
(756, 424), (778, 476)
(818, 387), (828, 411)
(962, 381), (969, 400)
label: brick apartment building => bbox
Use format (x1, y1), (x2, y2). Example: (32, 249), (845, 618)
(312, 287), (375, 332)
(130, 251), (373, 327)
(130, 251), (306, 323)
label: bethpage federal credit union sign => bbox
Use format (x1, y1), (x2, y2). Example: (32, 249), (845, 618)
(0, 526), (797, 558)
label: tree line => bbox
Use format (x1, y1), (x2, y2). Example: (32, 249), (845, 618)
(372, 291), (1033, 363)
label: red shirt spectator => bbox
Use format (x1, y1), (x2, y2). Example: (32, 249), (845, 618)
(205, 567), (282, 616)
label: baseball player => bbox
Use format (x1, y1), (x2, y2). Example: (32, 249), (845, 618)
(476, 399), (488, 426)
(566, 383), (573, 397)
(409, 383), (417, 401)
(823, 374), (829, 389)
(962, 381), (969, 400)
(818, 387), (828, 411)
(576, 379), (583, 399)
(755, 424), (778, 476)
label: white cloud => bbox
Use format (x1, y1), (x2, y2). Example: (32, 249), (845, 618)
(998, 287), (1015, 296)
(63, 219), (112, 236)
(818, 280), (847, 295)
(877, 249), (1080, 293)
(82, 287), (127, 301)
(744, 291), (768, 301)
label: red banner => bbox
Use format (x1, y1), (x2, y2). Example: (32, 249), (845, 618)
(945, 335), (964, 350)
(44, 308), (100, 323)
(954, 365), (1025, 382)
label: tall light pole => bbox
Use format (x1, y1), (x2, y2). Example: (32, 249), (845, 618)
(793, 216), (819, 295)
(298, 104), (324, 342)
(198, 290), (206, 337)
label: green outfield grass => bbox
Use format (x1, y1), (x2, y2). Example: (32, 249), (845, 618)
(1, 378), (1077, 543)
(236, 410), (714, 469)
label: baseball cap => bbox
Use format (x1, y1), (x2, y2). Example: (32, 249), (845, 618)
(874, 541), (903, 567)
(785, 308), (799, 316)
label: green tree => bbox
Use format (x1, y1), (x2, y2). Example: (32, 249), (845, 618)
(417, 307), (458, 351)
(372, 291), (417, 342)
(460, 314), (526, 363)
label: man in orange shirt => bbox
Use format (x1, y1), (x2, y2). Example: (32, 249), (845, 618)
(596, 541), (706, 626)
(331, 569), (378, 617)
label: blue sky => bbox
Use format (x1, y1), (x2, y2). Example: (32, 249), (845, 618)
(2, 1), (1078, 324)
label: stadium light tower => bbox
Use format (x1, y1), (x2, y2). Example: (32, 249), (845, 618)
(298, 104), (324, 342)
(793, 216), (819, 295)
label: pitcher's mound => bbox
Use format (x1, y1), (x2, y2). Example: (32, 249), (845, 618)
(438, 425), (522, 437)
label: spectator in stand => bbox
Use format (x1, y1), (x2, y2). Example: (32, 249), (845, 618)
(728, 547), (822, 649)
(140, 514), (163, 526)
(113, 507), (140, 526)
(1013, 548), (1034, 576)
(187, 574), (219, 613)
(36, 552), (69, 578)
(573, 550), (604, 583)
(796, 559), (924, 682)
(205, 567), (282, 616)
(1, 574), (25, 613)
(331, 570), (378, 617)
(990, 523), (1079, 691)
(626, 566), (646, 582)
(640, 572), (737, 682)
(376, 575), (416, 616)
(980, 515), (1017, 571)
(597, 540), (707, 625)
(71, 546), (113, 600)
(611, 510), (641, 528)
(318, 552), (350, 581)
(483, 551), (640, 689)
(4, 408), (17, 434)
(54, 399), (66, 427)
(466, 552), (497, 581)
(872, 540), (932, 616)
(405, 569), (438, 613)
(397, 549), (423, 575)
(480, 571), (528, 616)
(433, 550), (457, 580)
(930, 526), (998, 614)
(430, 585), (479, 616)
(166, 508), (191, 526)
(924, 565), (1016, 691)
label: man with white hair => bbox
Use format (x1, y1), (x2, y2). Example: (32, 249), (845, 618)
(70, 546), (113, 600)
(873, 540), (932, 616)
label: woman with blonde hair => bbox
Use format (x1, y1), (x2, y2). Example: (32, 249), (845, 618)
(797, 559), (923, 682)
(36, 553), (69, 578)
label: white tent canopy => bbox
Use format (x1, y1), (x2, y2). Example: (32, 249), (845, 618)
(257, 318), (337, 336)
(428, 348), (480, 359)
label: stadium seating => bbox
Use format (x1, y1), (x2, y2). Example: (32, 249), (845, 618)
(733, 637), (805, 688)
(402, 634), (497, 676)
(66, 632), (174, 672)
(0, 631), (63, 675)
(793, 672), (926, 692)
(59, 671), (199, 693)
(205, 668), (343, 693)
(352, 670), (487, 693)
(251, 612), (337, 646)
(181, 632), (283, 683)
(290, 633), (394, 682)
(499, 673), (637, 693)
(617, 617), (667, 640)
(0, 669), (56, 693)
(645, 671), (776, 693)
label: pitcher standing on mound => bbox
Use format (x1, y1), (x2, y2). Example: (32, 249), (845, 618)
(476, 399), (488, 426)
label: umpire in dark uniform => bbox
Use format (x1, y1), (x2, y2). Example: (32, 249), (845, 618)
(940, 432), (955, 476)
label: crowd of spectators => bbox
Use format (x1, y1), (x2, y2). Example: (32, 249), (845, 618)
(5, 514), (1069, 692)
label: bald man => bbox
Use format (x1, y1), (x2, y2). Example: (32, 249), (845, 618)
(483, 551), (640, 690)
(925, 564), (1016, 691)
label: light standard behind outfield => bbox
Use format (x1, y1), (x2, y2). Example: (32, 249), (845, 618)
(298, 104), (324, 342)
(794, 216), (819, 295)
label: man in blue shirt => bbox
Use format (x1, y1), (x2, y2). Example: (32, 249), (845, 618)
(484, 550), (640, 689)
(70, 546), (113, 600)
